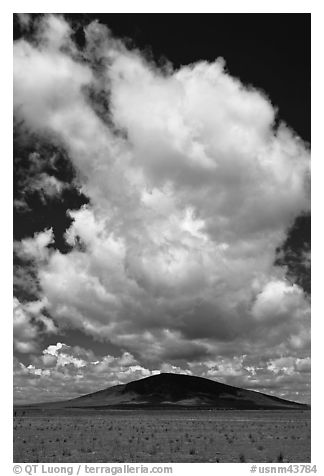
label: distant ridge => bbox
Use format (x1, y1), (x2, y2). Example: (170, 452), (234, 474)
(16, 373), (310, 410)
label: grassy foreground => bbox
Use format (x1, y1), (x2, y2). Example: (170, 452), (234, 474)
(13, 409), (310, 463)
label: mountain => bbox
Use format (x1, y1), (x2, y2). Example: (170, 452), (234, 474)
(27, 373), (309, 410)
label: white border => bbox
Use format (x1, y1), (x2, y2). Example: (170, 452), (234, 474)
(3, 3), (321, 474)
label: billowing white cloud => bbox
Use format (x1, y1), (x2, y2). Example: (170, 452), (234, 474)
(18, 228), (54, 262)
(13, 15), (310, 402)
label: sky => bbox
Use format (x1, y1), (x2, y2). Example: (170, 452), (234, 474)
(13, 13), (310, 404)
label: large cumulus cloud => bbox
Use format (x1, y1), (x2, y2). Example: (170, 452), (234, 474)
(13, 15), (310, 403)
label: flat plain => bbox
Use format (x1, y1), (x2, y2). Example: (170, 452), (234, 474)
(13, 409), (310, 463)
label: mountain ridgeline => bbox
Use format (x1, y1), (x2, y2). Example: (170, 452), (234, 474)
(30, 373), (309, 410)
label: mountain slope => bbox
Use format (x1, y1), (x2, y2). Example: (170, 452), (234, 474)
(34, 373), (308, 410)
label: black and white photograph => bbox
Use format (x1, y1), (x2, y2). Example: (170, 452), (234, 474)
(12, 11), (311, 466)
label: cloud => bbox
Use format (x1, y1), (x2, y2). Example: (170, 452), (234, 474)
(13, 341), (310, 404)
(14, 343), (159, 403)
(251, 280), (308, 323)
(13, 15), (311, 402)
(16, 14), (32, 31)
(14, 138), (77, 213)
(17, 228), (54, 261)
(13, 297), (57, 353)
